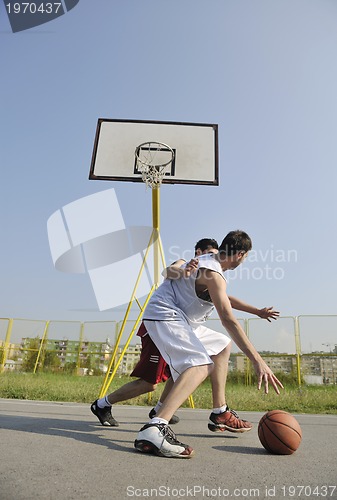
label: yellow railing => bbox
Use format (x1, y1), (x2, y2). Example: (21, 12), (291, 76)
(1, 315), (337, 388)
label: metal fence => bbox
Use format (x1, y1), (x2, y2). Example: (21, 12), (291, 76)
(1, 315), (336, 385)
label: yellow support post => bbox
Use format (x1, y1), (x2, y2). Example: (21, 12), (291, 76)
(294, 316), (302, 387)
(100, 286), (155, 396)
(188, 395), (195, 409)
(97, 185), (195, 410)
(244, 319), (252, 386)
(99, 187), (165, 397)
(152, 187), (161, 286)
(33, 320), (50, 374)
(76, 322), (85, 374)
(98, 229), (156, 397)
(0, 318), (13, 373)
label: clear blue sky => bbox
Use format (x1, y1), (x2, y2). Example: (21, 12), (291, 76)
(1, 0), (337, 351)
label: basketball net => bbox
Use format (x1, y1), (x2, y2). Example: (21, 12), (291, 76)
(135, 141), (175, 189)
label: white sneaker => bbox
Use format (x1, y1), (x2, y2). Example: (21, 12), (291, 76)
(134, 423), (194, 458)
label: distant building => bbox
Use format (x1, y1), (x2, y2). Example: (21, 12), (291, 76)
(116, 344), (142, 375)
(0, 341), (22, 370)
(2, 337), (336, 383)
(301, 354), (337, 385)
(20, 337), (113, 372)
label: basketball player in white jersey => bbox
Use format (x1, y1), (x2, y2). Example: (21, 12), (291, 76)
(134, 230), (283, 458)
(91, 238), (279, 431)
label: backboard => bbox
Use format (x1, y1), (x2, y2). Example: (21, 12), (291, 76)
(89, 119), (218, 185)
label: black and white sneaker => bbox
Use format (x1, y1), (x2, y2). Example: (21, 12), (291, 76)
(134, 423), (193, 458)
(148, 408), (180, 425)
(90, 400), (119, 427)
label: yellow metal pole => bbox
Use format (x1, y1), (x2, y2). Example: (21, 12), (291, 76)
(0, 318), (13, 373)
(100, 285), (156, 397)
(152, 186), (160, 231)
(98, 322), (121, 396)
(99, 187), (165, 397)
(294, 316), (302, 386)
(33, 320), (50, 374)
(245, 319), (252, 386)
(152, 188), (196, 409)
(152, 187), (161, 287)
(157, 233), (166, 270)
(188, 395), (195, 409)
(152, 186), (195, 408)
(98, 229), (156, 397)
(98, 183), (191, 412)
(76, 322), (85, 374)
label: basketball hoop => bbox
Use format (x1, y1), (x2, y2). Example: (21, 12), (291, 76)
(135, 141), (175, 189)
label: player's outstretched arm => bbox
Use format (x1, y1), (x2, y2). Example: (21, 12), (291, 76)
(256, 306), (280, 322)
(228, 296), (280, 322)
(199, 270), (284, 394)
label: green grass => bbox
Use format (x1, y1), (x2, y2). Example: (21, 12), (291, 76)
(1, 372), (336, 414)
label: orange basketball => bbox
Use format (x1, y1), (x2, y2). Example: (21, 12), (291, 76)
(258, 410), (302, 455)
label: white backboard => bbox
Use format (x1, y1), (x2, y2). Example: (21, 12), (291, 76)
(89, 119), (219, 185)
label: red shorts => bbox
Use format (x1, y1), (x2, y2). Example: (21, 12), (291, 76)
(130, 322), (171, 384)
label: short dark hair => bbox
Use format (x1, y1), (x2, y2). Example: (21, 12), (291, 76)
(218, 230), (252, 256)
(194, 238), (219, 253)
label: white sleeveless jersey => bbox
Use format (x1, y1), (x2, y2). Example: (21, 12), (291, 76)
(144, 253), (226, 328)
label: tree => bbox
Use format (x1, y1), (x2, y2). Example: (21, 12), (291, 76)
(21, 337), (40, 372)
(42, 350), (61, 372)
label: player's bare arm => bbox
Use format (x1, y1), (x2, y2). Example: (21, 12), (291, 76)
(162, 258), (199, 279)
(228, 297), (280, 322)
(196, 269), (284, 394)
(165, 262), (279, 321)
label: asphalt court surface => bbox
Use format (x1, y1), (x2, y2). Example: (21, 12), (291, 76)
(0, 399), (336, 500)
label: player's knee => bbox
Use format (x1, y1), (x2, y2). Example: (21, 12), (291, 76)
(140, 379), (157, 392)
(198, 363), (213, 381)
(225, 340), (232, 351)
(207, 363), (215, 376)
(216, 341), (232, 359)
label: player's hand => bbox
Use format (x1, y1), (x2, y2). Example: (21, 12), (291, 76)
(183, 258), (199, 277)
(253, 359), (284, 394)
(257, 307), (280, 322)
